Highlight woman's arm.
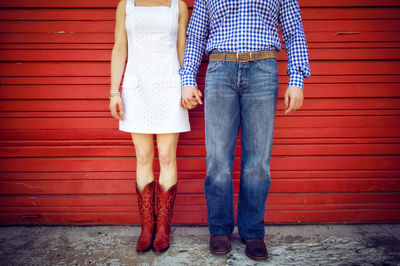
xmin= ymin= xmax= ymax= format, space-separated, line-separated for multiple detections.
xmin=111 ymin=0 xmax=127 ymax=93
xmin=177 ymin=0 xmax=189 ymax=67
xmin=109 ymin=0 xmax=127 ymax=120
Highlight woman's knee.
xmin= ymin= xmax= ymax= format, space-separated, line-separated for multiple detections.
xmin=136 ymin=149 xmax=154 ymax=166
xmin=158 ymin=149 xmax=176 ymax=168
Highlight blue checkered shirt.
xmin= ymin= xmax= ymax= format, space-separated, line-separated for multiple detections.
xmin=179 ymin=0 xmax=311 ymax=88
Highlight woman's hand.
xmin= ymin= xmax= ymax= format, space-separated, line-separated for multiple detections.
xmin=181 ymin=86 xmax=202 ymax=110
xmin=109 ymin=96 xmax=124 ymax=120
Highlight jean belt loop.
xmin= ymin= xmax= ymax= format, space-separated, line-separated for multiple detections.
xmin=254 ymin=51 xmax=258 ymax=62
xmin=222 ymin=53 xmax=226 ymax=63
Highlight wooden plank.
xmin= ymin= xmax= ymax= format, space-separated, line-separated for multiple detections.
xmin=2 ymin=83 xmax=400 ymax=99
xmin=1 ymin=115 xmax=400 ymax=130
xmin=2 ymin=61 xmax=400 ymax=77
xmin=1 ymin=169 xmax=400 ymax=181
xmin=1 ymin=32 xmax=400 ymax=44
xmin=4 ymin=7 xmax=400 ymax=21
xmin=1 ymin=127 xmax=400 ymax=141
xmin=0 ymin=208 xmax=399 ymax=225
xmin=2 ymin=202 xmax=400 ymax=214
xmin=1 ymin=8 xmax=400 ymax=21
xmin=0 ymin=178 xmax=399 ymax=195
xmin=299 ymin=0 xmax=400 ymax=7
xmin=1 ymin=98 xmax=400 ymax=112
xmin=0 ymin=9 xmax=116 ymax=21
xmin=3 ymin=109 xmax=400 ymax=118
xmin=1 ymin=143 xmax=400 ymax=157
xmin=2 ymin=137 xmax=400 ymax=147
xmin=0 ymin=0 xmax=399 ymax=8
xmin=0 ymin=157 xmax=399 ymax=173
xmin=1 ymin=75 xmax=400 ymax=85
xmin=0 ymin=20 xmax=399 ymax=33
xmin=2 ymin=48 xmax=399 ymax=61
xmin=301 ymin=7 xmax=400 ymax=19
xmin=2 ymin=83 xmax=400 ymax=100
xmin=1 ymin=193 xmax=399 ymax=207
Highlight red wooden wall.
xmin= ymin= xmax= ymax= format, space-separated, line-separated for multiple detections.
xmin=0 ymin=0 xmax=399 ymax=225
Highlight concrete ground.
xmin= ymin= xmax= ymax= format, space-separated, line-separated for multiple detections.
xmin=0 ymin=224 xmax=399 ymax=265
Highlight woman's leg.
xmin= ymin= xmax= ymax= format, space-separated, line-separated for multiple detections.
xmin=132 ymin=133 xmax=155 ymax=253
xmin=132 ymin=133 xmax=155 ymax=191
xmin=156 ymin=133 xmax=179 ymax=191
xmin=153 ymin=133 xmax=179 ymax=252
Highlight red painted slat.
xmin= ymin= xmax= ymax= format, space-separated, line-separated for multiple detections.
xmin=1 ymin=0 xmax=399 ymax=8
xmin=1 ymin=169 xmax=400 ymax=181
xmin=0 ymin=178 xmax=399 ymax=195
xmin=1 ymin=143 xmax=400 ymax=157
xmin=2 ymin=32 xmax=400 ymax=44
xmin=2 ymin=8 xmax=400 ymax=21
xmin=2 ymin=202 xmax=400 ymax=215
xmin=2 ymin=48 xmax=400 ymax=61
xmin=1 ymin=116 xmax=400 ymax=130
xmin=0 ymin=209 xmax=399 ymax=226
xmin=1 ymin=193 xmax=399 ymax=208
xmin=1 ymin=127 xmax=400 ymax=141
xmin=2 ymin=83 xmax=400 ymax=99
xmin=1 ymin=98 xmax=400 ymax=112
xmin=1 ymin=20 xmax=399 ymax=33
xmin=1 ymin=75 xmax=400 ymax=85
xmin=1 ymin=157 xmax=400 ymax=173
xmin=1 ymin=61 xmax=400 ymax=77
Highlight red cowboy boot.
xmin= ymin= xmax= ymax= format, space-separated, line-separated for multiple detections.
xmin=135 ymin=181 xmax=155 ymax=252
xmin=153 ymin=182 xmax=177 ymax=252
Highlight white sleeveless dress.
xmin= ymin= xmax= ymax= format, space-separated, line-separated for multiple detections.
xmin=119 ymin=0 xmax=190 ymax=133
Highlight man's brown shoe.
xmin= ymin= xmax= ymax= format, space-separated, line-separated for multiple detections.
xmin=242 ymin=238 xmax=268 ymax=260
xmin=210 ymin=235 xmax=232 ymax=255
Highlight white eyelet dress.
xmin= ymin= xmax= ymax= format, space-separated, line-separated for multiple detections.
xmin=119 ymin=0 xmax=190 ymax=134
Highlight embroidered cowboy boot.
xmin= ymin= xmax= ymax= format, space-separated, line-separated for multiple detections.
xmin=153 ymin=182 xmax=177 ymax=252
xmin=135 ymin=181 xmax=155 ymax=252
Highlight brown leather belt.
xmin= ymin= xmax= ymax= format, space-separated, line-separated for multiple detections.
xmin=209 ymin=50 xmax=276 ymax=62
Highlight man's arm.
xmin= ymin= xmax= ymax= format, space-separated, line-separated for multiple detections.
xmin=278 ymin=0 xmax=311 ymax=114
xmin=179 ymin=0 xmax=209 ymax=109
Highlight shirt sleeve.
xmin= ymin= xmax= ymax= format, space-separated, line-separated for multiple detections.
xmin=278 ymin=0 xmax=311 ymax=88
xmin=179 ymin=0 xmax=209 ymax=88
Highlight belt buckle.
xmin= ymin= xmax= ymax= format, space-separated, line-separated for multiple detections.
xmin=237 ymin=52 xmax=248 ymax=62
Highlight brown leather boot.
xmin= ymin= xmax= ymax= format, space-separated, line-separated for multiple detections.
xmin=153 ymin=182 xmax=177 ymax=252
xmin=135 ymin=181 xmax=155 ymax=253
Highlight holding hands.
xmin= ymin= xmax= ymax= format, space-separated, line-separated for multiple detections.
xmin=181 ymin=86 xmax=203 ymax=110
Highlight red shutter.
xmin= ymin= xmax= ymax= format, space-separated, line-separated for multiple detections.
xmin=0 ymin=0 xmax=399 ymax=225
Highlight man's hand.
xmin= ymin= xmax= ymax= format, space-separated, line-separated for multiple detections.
xmin=284 ymin=86 xmax=303 ymax=115
xmin=181 ymin=86 xmax=203 ymax=110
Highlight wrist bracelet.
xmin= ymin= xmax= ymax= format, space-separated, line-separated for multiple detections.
xmin=109 ymin=92 xmax=120 ymax=99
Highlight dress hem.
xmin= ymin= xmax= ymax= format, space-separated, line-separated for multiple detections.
xmin=119 ymin=127 xmax=191 ymax=134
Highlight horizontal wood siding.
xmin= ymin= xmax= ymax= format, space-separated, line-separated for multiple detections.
xmin=0 ymin=0 xmax=399 ymax=225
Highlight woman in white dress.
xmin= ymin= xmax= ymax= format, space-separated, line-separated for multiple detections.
xmin=109 ymin=0 xmax=199 ymax=253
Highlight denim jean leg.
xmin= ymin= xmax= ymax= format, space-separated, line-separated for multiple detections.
xmin=237 ymin=58 xmax=279 ymax=239
xmin=204 ymin=61 xmax=239 ymax=236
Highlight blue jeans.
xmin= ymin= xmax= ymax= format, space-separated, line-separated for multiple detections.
xmin=204 ymin=57 xmax=279 ymax=239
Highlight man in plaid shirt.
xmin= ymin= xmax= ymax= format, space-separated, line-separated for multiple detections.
xmin=180 ymin=0 xmax=310 ymax=260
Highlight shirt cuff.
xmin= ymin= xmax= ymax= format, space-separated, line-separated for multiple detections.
xmin=288 ymin=72 xmax=304 ymax=89
xmin=181 ymin=74 xmax=197 ymax=88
